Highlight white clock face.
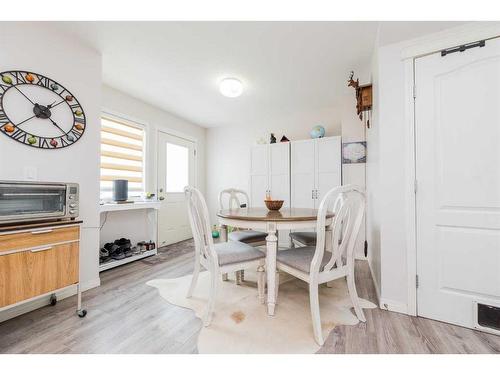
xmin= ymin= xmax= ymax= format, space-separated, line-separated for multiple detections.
xmin=0 ymin=70 xmax=86 ymax=149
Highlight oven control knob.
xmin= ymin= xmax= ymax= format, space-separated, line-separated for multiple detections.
xmin=69 ymin=195 xmax=75 ymax=199
xmin=69 ymin=210 xmax=76 ymax=214
xmin=69 ymin=203 xmax=76 ymax=208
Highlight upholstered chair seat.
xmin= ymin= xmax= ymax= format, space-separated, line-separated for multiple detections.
xmin=277 ymin=246 xmax=332 ymax=273
xmin=289 ymin=232 xmax=317 ymax=246
xmin=229 ymin=230 xmax=267 ymax=244
xmin=214 ymin=241 xmax=265 ymax=266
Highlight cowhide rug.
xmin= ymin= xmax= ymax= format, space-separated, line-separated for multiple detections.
xmin=147 ymin=270 xmax=376 ymax=354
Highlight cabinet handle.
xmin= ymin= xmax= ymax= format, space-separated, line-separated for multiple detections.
xmin=31 ymin=229 xmax=53 ymax=235
xmin=30 ymin=246 xmax=53 ymax=253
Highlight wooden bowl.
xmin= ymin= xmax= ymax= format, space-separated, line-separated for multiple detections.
xmin=264 ymin=199 xmax=284 ymax=211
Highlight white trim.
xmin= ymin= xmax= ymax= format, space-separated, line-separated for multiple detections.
xmin=367 ymin=259 xmax=381 ymax=305
xmin=379 ymin=298 xmax=408 ymax=315
xmin=0 ymin=277 xmax=100 ymax=323
xmin=403 ymin=23 xmax=500 ymax=319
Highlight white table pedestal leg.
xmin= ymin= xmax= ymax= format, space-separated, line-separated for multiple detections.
xmin=220 ymin=225 xmax=229 ymax=281
xmin=266 ymin=222 xmax=278 ymax=316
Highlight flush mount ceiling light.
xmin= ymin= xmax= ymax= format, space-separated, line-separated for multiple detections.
xmin=219 ymin=77 xmax=243 ymax=98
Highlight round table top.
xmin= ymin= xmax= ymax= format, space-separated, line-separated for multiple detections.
xmin=217 ymin=207 xmax=334 ymax=222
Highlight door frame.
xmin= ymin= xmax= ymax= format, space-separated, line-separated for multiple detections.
xmin=156 ymin=128 xmax=198 ymax=194
xmin=402 ymin=24 xmax=500 ymax=317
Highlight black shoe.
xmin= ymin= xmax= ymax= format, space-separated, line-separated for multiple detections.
xmin=114 ymin=238 xmax=131 ymax=249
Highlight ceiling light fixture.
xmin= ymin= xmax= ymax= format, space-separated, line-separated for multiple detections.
xmin=219 ymin=77 xmax=243 ymax=98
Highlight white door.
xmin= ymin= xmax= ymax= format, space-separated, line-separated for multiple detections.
xmin=157 ymin=132 xmax=196 ymax=246
xmin=269 ymin=143 xmax=290 ymax=207
xmin=250 ymin=145 xmax=269 ymax=207
xmin=315 ymin=136 xmax=342 ymax=204
xmin=291 ymin=139 xmax=316 ymax=209
xmin=415 ymin=38 xmax=500 ymax=330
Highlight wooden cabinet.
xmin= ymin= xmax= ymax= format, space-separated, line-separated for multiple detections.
xmin=0 ymin=222 xmax=82 ymax=311
xmin=291 ymin=136 xmax=342 ymax=208
xmin=250 ymin=143 xmax=290 ymax=208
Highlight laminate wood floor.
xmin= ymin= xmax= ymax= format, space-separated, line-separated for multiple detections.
xmin=1 ymin=239 xmax=499 ymax=354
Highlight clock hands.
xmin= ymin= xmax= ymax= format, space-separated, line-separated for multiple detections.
xmin=12 ymin=85 xmax=36 ymax=106
xmin=48 ymin=118 xmax=67 ymax=135
xmin=15 ymin=114 xmax=36 ymax=128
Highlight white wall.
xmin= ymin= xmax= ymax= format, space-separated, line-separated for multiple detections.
xmin=340 ymin=94 xmax=367 ymax=258
xmin=206 ymin=108 xmax=342 ymax=224
xmin=100 ymin=85 xmax=207 ymax=248
xmin=0 ymin=22 xmax=102 ymax=320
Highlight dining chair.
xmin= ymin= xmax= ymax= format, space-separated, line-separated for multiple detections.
xmin=219 ymin=188 xmax=267 ymax=283
xmin=288 ymin=194 xmax=345 ymax=248
xmin=275 ymin=185 xmax=366 ymax=345
xmin=185 ymin=186 xmax=266 ymax=326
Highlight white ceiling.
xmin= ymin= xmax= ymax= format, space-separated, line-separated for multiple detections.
xmin=54 ymin=21 xmax=465 ymax=129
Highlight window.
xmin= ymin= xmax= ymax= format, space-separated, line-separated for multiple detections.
xmin=100 ymin=115 xmax=145 ymax=200
xmin=166 ymin=142 xmax=189 ymax=192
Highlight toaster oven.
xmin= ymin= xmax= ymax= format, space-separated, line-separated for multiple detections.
xmin=0 ymin=181 xmax=79 ymax=224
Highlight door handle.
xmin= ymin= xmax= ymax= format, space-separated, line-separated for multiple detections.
xmin=159 ymin=196 xmax=165 ymax=201
xmin=31 ymin=229 xmax=53 ymax=235
xmin=30 ymin=246 xmax=53 ymax=253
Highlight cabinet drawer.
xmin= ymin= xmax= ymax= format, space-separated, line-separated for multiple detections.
xmin=0 ymin=242 xmax=79 ymax=308
xmin=0 ymin=225 xmax=79 ymax=253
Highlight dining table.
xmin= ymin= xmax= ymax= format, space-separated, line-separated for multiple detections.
xmin=217 ymin=207 xmax=334 ymax=316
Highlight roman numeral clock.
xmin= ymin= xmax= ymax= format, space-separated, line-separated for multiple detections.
xmin=0 ymin=70 xmax=86 ymax=149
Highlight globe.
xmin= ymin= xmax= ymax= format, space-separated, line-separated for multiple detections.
xmin=310 ymin=125 xmax=325 ymax=139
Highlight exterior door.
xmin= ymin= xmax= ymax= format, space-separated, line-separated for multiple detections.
xmin=415 ymin=37 xmax=500 ymax=330
xmin=157 ymin=132 xmax=195 ymax=246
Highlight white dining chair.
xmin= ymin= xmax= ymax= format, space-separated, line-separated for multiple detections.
xmin=275 ymin=185 xmax=366 ymax=345
xmin=289 ymin=193 xmax=345 ymax=248
xmin=219 ymin=188 xmax=267 ymax=283
xmin=185 ymin=186 xmax=266 ymax=326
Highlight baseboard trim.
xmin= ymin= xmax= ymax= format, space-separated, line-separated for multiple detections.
xmin=367 ymin=260 xmax=381 ymax=306
xmin=379 ymin=298 xmax=408 ymax=315
xmin=0 ymin=277 xmax=100 ymax=323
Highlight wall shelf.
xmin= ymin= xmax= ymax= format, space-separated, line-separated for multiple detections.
xmin=99 ymin=249 xmax=157 ymax=272
xmin=99 ymin=201 xmax=161 ymax=213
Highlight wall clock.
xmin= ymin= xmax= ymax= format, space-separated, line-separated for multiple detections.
xmin=0 ymin=70 xmax=86 ymax=149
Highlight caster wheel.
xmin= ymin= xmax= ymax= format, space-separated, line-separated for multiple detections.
xmin=77 ymin=309 xmax=87 ymax=318
xmin=50 ymin=294 xmax=57 ymax=306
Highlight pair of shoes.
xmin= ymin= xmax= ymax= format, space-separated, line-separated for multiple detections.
xmin=104 ymin=242 xmax=125 ymax=260
xmin=99 ymin=248 xmax=111 ymax=264
xmin=114 ymin=238 xmax=133 ymax=258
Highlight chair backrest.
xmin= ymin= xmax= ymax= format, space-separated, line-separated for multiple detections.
xmin=311 ymin=185 xmax=365 ymax=276
xmin=218 ymin=188 xmax=250 ymax=210
xmin=185 ymin=186 xmax=218 ymax=269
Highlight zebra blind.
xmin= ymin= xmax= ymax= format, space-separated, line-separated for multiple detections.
xmin=100 ymin=115 xmax=145 ymax=199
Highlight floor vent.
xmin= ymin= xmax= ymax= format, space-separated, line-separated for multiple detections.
xmin=474 ymin=300 xmax=500 ymax=335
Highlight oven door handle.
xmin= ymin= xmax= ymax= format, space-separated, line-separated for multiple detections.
xmin=1 ymin=193 xmax=62 ymax=196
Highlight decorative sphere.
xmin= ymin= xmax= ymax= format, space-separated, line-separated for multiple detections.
xmin=310 ymin=125 xmax=325 ymax=139
xmin=212 ymin=230 xmax=220 ymax=239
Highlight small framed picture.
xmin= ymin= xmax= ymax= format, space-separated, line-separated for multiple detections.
xmin=342 ymin=141 xmax=367 ymax=164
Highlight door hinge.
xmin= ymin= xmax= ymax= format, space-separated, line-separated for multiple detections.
xmin=416 ymin=274 xmax=419 ymax=288
xmin=413 ymin=84 xmax=416 ymax=99
xmin=414 ymin=180 xmax=418 ymax=194
xmin=194 ymin=149 xmax=197 ymax=156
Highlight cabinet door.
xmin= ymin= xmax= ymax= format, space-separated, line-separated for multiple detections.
xmin=291 ymin=139 xmax=315 ymax=209
xmin=316 ymin=136 xmax=342 ymax=204
xmin=269 ymin=143 xmax=290 ymax=207
xmin=0 ymin=242 xmax=79 ymax=308
xmin=250 ymin=145 xmax=269 ymax=207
